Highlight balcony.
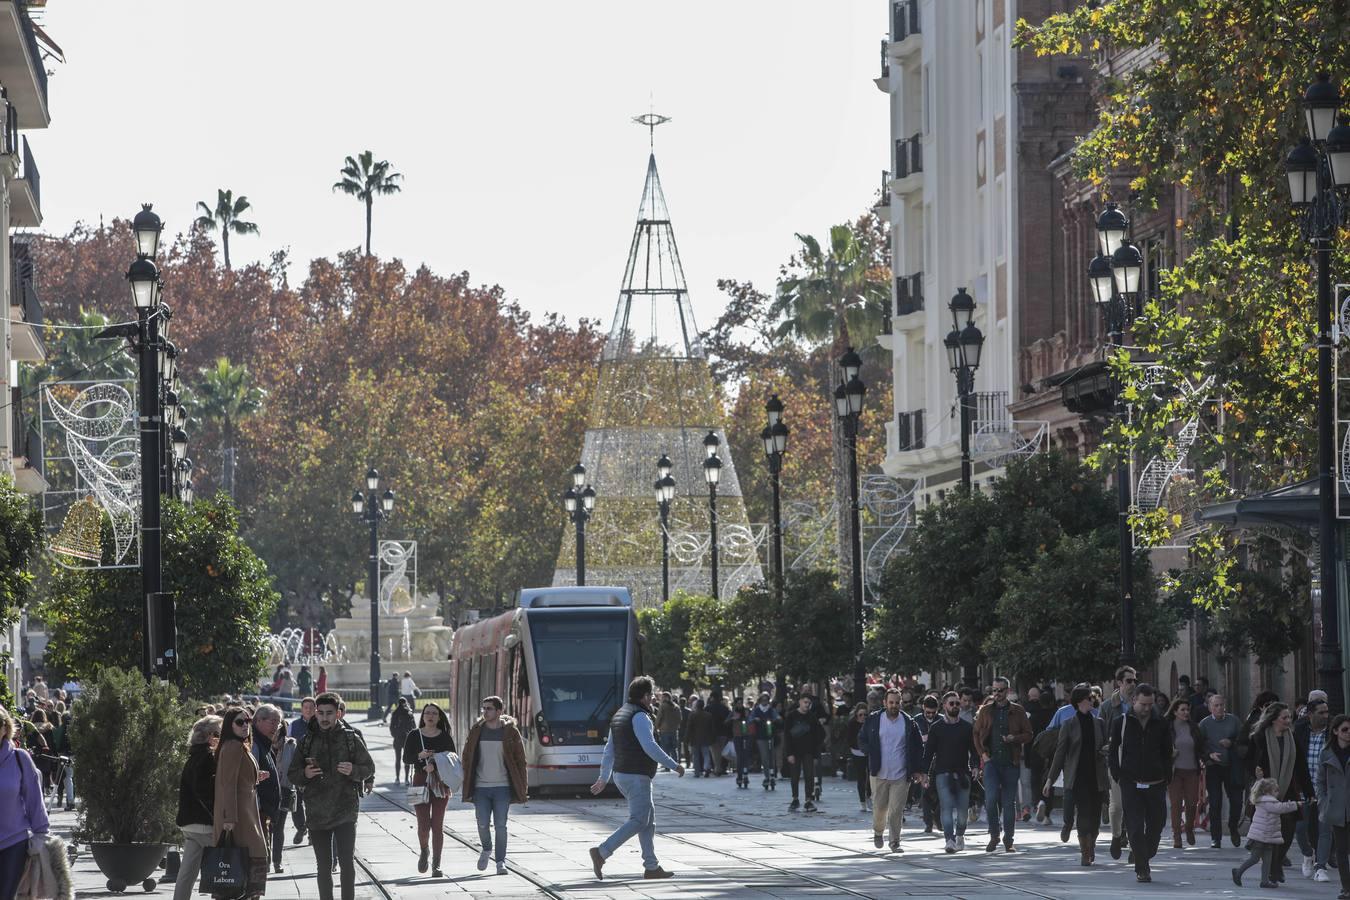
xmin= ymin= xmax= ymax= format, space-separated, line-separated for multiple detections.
xmin=10 ymin=236 xmax=43 ymax=362
xmin=875 ymin=39 xmax=890 ymax=91
xmin=10 ymin=388 xmax=44 ymax=495
xmin=970 ymin=390 xmax=1049 ymax=465
xmin=0 ymin=2 xmax=49 ymax=128
xmin=897 ymin=409 xmax=926 ymax=452
xmin=894 ymin=272 xmax=924 ymax=326
xmin=874 ymin=169 xmax=891 ymax=217
xmin=9 ymin=135 xmax=39 ymax=227
xmin=889 ymin=0 xmax=921 ymax=59
xmin=891 ymin=134 xmax=923 ymax=195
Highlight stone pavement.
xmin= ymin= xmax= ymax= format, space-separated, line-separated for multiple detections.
xmin=60 ymin=722 xmax=1345 ymax=899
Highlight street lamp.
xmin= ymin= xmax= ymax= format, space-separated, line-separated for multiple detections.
xmin=353 ymin=467 xmax=394 ymax=720
xmin=1087 ymin=203 xmax=1145 ymax=668
xmin=1285 ymin=71 xmax=1350 ymax=712
xmin=702 ymin=432 xmax=722 ymax=600
xmin=834 ymin=348 xmax=866 ymax=704
xmin=945 ymin=288 xmax=985 ymax=491
xmin=761 ymin=395 xmax=788 ymax=607
xmin=654 ymin=454 xmax=675 ymax=603
xmin=564 ymin=463 xmax=595 ymax=585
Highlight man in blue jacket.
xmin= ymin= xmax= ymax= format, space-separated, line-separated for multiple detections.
xmin=859 ymin=688 xmax=926 ymax=852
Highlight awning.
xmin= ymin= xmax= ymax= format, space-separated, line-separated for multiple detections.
xmin=1195 ymin=478 xmax=1348 ymax=530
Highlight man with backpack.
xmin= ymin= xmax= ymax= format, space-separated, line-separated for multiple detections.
xmin=288 ymin=692 xmax=375 ymax=900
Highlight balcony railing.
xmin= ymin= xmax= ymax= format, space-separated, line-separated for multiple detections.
xmin=10 ymin=388 xmax=39 ymax=473
xmin=897 ymin=409 xmax=926 ymax=451
xmin=896 ymin=272 xmax=923 ymax=316
xmin=1 ymin=99 xmax=15 ymax=156
xmin=11 ymin=236 xmax=41 ymax=327
xmin=972 ymin=391 xmax=1011 ymax=433
xmin=876 ymin=169 xmax=891 ymax=209
xmin=18 ymin=135 xmax=38 ymax=213
xmin=879 ymin=39 xmax=890 ymax=78
xmin=892 ymin=0 xmax=920 ymax=42
xmin=17 ymin=2 xmax=47 ymax=112
xmin=895 ymin=133 xmax=922 ymax=179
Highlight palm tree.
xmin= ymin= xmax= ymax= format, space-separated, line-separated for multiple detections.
xmin=332 ymin=150 xmax=403 ymax=256
xmin=194 ymin=189 xmax=259 ymax=270
xmin=193 ymin=357 xmax=266 ymax=498
xmin=773 ymin=223 xmax=889 ymax=585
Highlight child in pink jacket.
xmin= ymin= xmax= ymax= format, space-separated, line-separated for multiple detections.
xmin=1232 ymin=777 xmax=1303 ymax=888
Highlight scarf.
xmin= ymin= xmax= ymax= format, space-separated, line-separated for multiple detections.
xmin=1264 ymin=727 xmax=1297 ymax=799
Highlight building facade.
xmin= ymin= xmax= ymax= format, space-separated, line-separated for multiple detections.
xmin=0 ymin=0 xmax=51 ymax=697
xmin=876 ymin=0 xmax=1091 ymax=501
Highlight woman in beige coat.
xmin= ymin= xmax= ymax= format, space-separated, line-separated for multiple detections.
xmin=213 ymin=707 xmax=268 ymax=898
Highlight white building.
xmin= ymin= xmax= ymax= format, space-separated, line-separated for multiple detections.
xmin=874 ymin=0 xmax=1090 ymax=499
xmin=0 ymin=0 xmax=52 ymax=697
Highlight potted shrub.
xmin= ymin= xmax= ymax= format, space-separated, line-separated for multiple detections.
xmin=69 ymin=667 xmax=190 ymax=893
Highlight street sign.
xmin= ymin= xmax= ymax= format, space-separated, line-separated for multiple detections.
xmin=704 ymin=665 xmax=725 ymax=675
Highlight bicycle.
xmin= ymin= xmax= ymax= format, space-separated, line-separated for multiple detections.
xmin=36 ymin=753 xmax=74 ymax=813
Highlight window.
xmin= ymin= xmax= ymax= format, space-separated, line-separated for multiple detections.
xmin=527 ymin=610 xmax=628 ymax=740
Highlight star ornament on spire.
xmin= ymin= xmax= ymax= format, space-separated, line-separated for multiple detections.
xmin=632 ymin=112 xmax=672 ymax=149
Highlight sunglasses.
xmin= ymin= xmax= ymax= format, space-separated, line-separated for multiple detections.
xmin=1123 ymin=678 xmax=1137 ymax=684
xmin=235 ymin=719 xmax=252 ymax=726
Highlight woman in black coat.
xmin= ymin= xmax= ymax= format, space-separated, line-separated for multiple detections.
xmin=1248 ymin=702 xmax=1307 ymax=881
xmin=783 ymin=694 xmax=826 ymax=812
xmin=388 ymin=699 xmax=416 ymax=783
xmin=173 ymin=715 xmax=221 ymax=900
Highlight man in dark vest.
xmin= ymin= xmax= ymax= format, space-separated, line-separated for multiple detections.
xmin=588 ymin=675 xmax=684 ymax=880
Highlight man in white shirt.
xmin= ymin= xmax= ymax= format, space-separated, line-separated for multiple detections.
xmin=859 ymin=689 xmax=926 ymax=852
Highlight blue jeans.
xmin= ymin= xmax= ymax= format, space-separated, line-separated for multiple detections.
xmin=599 ymin=772 xmax=658 ymax=870
xmin=0 ymin=838 xmax=28 ymax=900
xmin=657 ymin=733 xmax=678 ymax=766
xmin=935 ymin=773 xmax=971 ymax=841
xmin=1295 ymin=797 xmax=1334 ymax=869
xmin=474 ymin=786 xmax=511 ymax=864
xmin=693 ymin=744 xmax=714 ymax=775
xmin=983 ymin=761 xmax=1019 ymax=841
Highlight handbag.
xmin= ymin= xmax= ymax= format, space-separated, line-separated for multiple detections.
xmin=407 ymin=731 xmax=432 ymax=805
xmin=199 ymin=832 xmax=248 ymax=897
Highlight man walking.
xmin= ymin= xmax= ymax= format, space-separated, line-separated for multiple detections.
xmin=859 ymin=688 xmax=925 ymax=852
xmin=972 ymin=676 xmax=1032 ymax=852
xmin=655 ymin=691 xmax=681 ymax=771
xmin=589 ymin=676 xmax=684 ymax=881
xmin=1198 ymin=693 xmax=1243 ymax=848
xmin=923 ymin=691 xmax=977 ymax=852
xmin=1100 ymin=665 xmax=1137 ymax=859
xmin=289 ymin=697 xmax=315 ymax=845
xmin=1108 ymin=682 xmax=1172 ymax=883
xmin=1294 ymin=696 xmax=1332 ymax=880
xmin=912 ymin=695 xmax=941 ymax=834
xmin=288 ymin=692 xmax=376 ymax=900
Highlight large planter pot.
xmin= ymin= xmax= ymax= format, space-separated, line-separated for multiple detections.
xmin=90 ymin=842 xmax=167 ymax=893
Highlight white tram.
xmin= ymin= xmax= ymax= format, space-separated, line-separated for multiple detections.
xmin=449 ymin=586 xmax=642 ymax=793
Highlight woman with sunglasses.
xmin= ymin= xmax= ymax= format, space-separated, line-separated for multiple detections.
xmin=402 ymin=702 xmax=455 ymax=877
xmin=173 ymin=715 xmax=222 ymax=900
xmin=1317 ymin=714 xmax=1350 ymax=900
xmin=214 ymin=707 xmax=269 ymax=899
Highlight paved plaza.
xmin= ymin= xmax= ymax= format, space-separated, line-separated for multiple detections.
xmin=61 ymin=728 xmax=1337 ymax=899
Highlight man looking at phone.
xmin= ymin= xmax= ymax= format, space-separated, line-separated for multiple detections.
xmin=289 ymin=692 xmax=375 ymax=900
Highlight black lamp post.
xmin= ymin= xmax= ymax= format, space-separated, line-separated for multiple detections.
xmin=703 ymin=431 xmax=722 ymax=600
xmin=352 ymin=468 xmax=394 ymax=721
xmin=834 ymin=348 xmax=866 ymax=703
xmin=654 ymin=454 xmax=675 ymax=603
xmin=1086 ymin=201 xmax=1144 ymax=668
xmin=944 ymin=288 xmax=985 ymax=492
xmin=1286 ymin=72 xmax=1350 ymax=712
xmin=564 ymin=463 xmax=595 ymax=586
xmin=761 ymin=396 xmax=788 ymax=605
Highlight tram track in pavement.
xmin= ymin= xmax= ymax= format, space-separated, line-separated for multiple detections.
xmin=531 ymin=795 xmax=1062 ymax=900
xmin=351 ymin=852 xmax=397 ymax=900
xmin=364 ymin=789 xmax=566 ymax=899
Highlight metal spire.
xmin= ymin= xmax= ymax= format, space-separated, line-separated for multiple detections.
xmin=632 ymin=111 xmax=672 ymax=150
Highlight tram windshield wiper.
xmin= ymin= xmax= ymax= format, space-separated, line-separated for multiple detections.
xmin=584 ymin=664 xmax=619 ymax=728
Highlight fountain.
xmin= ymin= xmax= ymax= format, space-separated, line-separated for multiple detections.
xmin=323 ymin=591 xmax=453 ymax=690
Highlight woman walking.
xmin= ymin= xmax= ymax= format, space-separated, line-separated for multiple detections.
xmin=783 ymin=693 xmax=826 ymax=813
xmin=1317 ymin=714 xmax=1350 ymax=900
xmin=174 ymin=715 xmax=221 ymax=900
xmin=316 ymin=666 xmax=328 ymax=695
xmin=1167 ymin=698 xmax=1205 ymax=847
xmin=402 ymin=702 xmax=455 ymax=877
xmin=1248 ymin=701 xmax=1307 ymax=881
xmin=460 ymin=696 xmax=528 ymax=876
xmin=214 ymin=707 xmax=269 ymax=899
xmin=0 ymin=705 xmax=49 ymax=900
xmin=388 ymin=699 xmax=415 ymax=784
xmin=846 ymin=703 xmax=872 ymax=812
xmin=1043 ymin=685 xmax=1108 ymax=866
xmin=267 ymin=717 xmax=297 ymax=875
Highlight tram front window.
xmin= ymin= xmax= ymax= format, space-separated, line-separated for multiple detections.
xmin=528 ymin=611 xmax=627 ymax=744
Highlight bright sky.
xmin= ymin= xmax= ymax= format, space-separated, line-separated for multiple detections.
xmin=31 ymin=2 xmax=885 ymax=331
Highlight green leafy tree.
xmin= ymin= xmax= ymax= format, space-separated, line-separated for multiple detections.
xmin=194 ymin=188 xmax=259 ymax=270
xmin=635 ymin=592 xmax=721 ymax=692
xmin=69 ymin=667 xmax=189 ymax=844
xmin=0 ymin=476 xmax=43 ymax=708
xmin=776 ymin=569 xmax=852 ymax=686
xmin=332 ymin=150 xmax=403 ymax=256
xmin=1017 ymin=2 xmax=1350 ymax=644
xmin=40 ymin=494 xmax=278 ymax=698
xmin=191 ymin=357 xmax=265 ymax=498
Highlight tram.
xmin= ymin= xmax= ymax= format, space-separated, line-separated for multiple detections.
xmin=449 ymin=586 xmax=642 ymax=793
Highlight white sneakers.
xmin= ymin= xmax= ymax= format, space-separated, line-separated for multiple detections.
xmin=1303 ymin=855 xmax=1316 ymax=878
xmin=1315 ymin=868 xmax=1331 ymax=882
xmin=1035 ymin=801 xmax=1048 ymax=824
xmin=860 ymin=801 xmax=869 ymax=813
xmin=944 ymin=838 xmax=956 ymax=854
xmin=496 ymin=863 xmax=507 ymax=876
xmin=956 ymin=835 xmax=966 ymax=851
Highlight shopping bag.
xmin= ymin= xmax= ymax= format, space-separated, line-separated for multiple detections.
xmin=721 ymin=741 xmax=738 ymax=764
xmin=200 ymin=833 xmax=248 ymax=897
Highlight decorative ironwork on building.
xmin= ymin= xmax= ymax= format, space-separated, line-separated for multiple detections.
xmin=553 ymin=143 xmax=760 ymax=604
